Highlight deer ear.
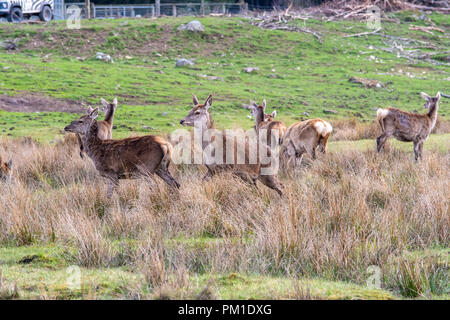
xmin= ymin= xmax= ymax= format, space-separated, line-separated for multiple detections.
xmin=436 ymin=92 xmax=441 ymax=100
xmin=112 ymin=98 xmax=118 ymax=108
xmin=204 ymin=94 xmax=213 ymax=107
xmin=271 ymin=110 xmax=277 ymax=118
xmin=100 ymin=98 xmax=109 ymax=109
xmin=89 ymin=108 xmax=99 ymax=119
xmin=421 ymin=92 xmax=431 ymax=100
xmin=251 ymin=101 xmax=258 ymax=108
xmin=86 ymin=105 xmax=94 ymax=114
xmin=6 ymin=159 xmax=12 ymax=169
xmin=192 ymin=94 xmax=199 ymax=105
xmin=262 ymin=99 xmax=266 ymax=111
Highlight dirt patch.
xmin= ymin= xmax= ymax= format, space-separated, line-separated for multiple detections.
xmin=0 ymin=93 xmax=84 ymax=113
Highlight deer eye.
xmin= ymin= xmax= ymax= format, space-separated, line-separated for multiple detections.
xmin=195 ymin=111 xmax=201 ymax=115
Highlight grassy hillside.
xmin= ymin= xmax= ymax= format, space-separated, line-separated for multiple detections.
xmin=0 ymin=13 xmax=449 ymax=300
xmin=0 ymin=12 xmax=449 ymax=141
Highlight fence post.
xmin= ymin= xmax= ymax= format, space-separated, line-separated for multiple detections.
xmin=172 ymin=4 xmax=176 ymax=17
xmin=85 ymin=0 xmax=90 ymax=19
xmin=222 ymin=3 xmax=225 ymax=14
xmin=91 ymin=2 xmax=95 ymax=18
xmin=155 ymin=0 xmax=160 ymax=16
xmin=201 ymin=0 xmax=205 ymax=16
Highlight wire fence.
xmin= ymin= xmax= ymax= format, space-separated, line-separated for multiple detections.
xmin=60 ymin=2 xmax=246 ymax=19
xmin=63 ymin=3 xmax=155 ymax=19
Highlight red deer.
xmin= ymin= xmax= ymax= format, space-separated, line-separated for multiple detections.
xmin=245 ymin=99 xmax=287 ymax=147
xmin=376 ymin=92 xmax=441 ymax=160
xmin=179 ymin=94 xmax=283 ymax=196
xmin=0 ymin=155 xmax=12 ymax=182
xmin=280 ymin=118 xmax=332 ymax=167
xmin=65 ymin=108 xmax=179 ymax=198
xmin=67 ymin=98 xmax=117 ymax=158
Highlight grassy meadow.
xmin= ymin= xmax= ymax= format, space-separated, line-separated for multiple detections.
xmin=0 ymin=12 xmax=449 ymax=300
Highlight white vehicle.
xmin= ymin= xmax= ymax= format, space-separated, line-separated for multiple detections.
xmin=0 ymin=0 xmax=53 ymax=22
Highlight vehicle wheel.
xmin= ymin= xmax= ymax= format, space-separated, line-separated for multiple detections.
xmin=39 ymin=5 xmax=52 ymax=22
xmin=7 ymin=7 xmax=23 ymax=23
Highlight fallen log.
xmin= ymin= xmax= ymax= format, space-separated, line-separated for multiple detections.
xmin=409 ymin=25 xmax=445 ymax=34
xmin=343 ymin=27 xmax=381 ymax=38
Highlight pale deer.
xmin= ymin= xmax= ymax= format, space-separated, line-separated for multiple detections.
xmin=179 ymin=94 xmax=283 ymax=196
xmin=280 ymin=118 xmax=332 ymax=168
xmin=376 ymin=92 xmax=441 ymax=160
xmin=65 ymin=108 xmax=180 ymax=198
xmin=0 ymin=155 xmax=12 ymax=182
xmin=245 ymin=99 xmax=287 ymax=147
xmin=68 ymin=98 xmax=118 ymax=158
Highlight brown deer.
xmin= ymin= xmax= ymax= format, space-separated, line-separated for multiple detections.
xmin=65 ymin=108 xmax=180 ymax=198
xmin=0 ymin=155 xmax=12 ymax=182
xmin=280 ymin=118 xmax=332 ymax=167
xmin=376 ymin=92 xmax=441 ymax=160
xmin=179 ymin=94 xmax=283 ymax=196
xmin=245 ymin=99 xmax=287 ymax=147
xmin=68 ymin=98 xmax=118 ymax=158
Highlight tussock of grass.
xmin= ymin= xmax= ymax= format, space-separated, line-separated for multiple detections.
xmin=0 ymin=135 xmax=448 ymax=299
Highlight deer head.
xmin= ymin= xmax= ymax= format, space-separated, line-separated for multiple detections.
xmin=421 ymin=92 xmax=441 ymax=111
xmin=0 ymin=156 xmax=13 ymax=182
xmin=180 ymin=94 xmax=213 ymax=130
xmin=100 ymin=98 xmax=118 ymax=114
xmin=246 ymin=99 xmax=275 ymax=128
xmin=65 ymin=108 xmax=99 ymax=135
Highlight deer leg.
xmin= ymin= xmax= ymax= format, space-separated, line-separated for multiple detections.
xmin=310 ymin=147 xmax=317 ymax=160
xmin=234 ymin=172 xmax=258 ymax=188
xmin=155 ymin=168 xmax=180 ymax=189
xmin=376 ymin=134 xmax=388 ymax=152
xmin=413 ymin=140 xmax=423 ymax=161
xmin=418 ymin=141 xmax=424 ymax=160
xmin=106 ymin=177 xmax=119 ymax=199
xmin=258 ymin=174 xmax=283 ymax=197
xmin=295 ymin=153 xmax=304 ymax=166
xmin=202 ymin=167 xmax=215 ymax=181
xmin=318 ymin=134 xmax=329 ymax=154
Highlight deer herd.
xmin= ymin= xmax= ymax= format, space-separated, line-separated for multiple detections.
xmin=0 ymin=91 xmax=444 ymax=198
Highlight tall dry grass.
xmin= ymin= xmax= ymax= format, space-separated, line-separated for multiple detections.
xmin=0 ymin=134 xmax=448 ymax=298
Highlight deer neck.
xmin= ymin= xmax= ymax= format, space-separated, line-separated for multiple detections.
xmin=82 ymin=121 xmax=102 ymax=155
xmin=104 ymin=105 xmax=115 ymax=126
xmin=427 ymin=102 xmax=439 ymax=128
xmin=254 ymin=108 xmax=264 ymax=131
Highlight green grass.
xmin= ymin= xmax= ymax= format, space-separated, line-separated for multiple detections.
xmin=0 ymin=244 xmax=395 ymax=299
xmin=0 ymin=13 xmax=448 ymax=141
xmin=2 ymin=241 xmax=446 ymax=299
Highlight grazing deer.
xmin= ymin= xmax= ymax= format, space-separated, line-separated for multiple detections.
xmin=68 ymin=98 xmax=118 ymax=158
xmin=376 ymin=92 xmax=441 ymax=160
xmin=0 ymin=155 xmax=12 ymax=182
xmin=65 ymin=108 xmax=180 ymax=198
xmin=245 ymin=99 xmax=287 ymax=147
xmin=280 ymin=118 xmax=332 ymax=167
xmin=179 ymin=94 xmax=283 ymax=196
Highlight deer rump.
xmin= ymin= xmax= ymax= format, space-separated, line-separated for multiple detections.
xmin=282 ymin=119 xmax=331 ymax=158
xmin=91 ymin=135 xmax=172 ymax=179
